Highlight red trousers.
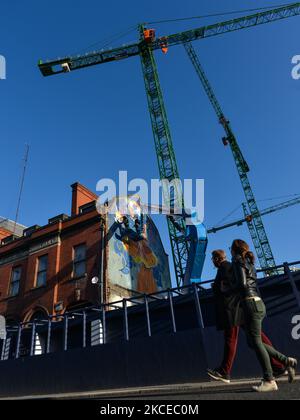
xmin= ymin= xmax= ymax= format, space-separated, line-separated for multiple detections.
xmin=220 ymin=326 xmax=284 ymax=375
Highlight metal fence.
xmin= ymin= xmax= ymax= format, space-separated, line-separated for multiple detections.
xmin=1 ymin=260 xmax=300 ymax=362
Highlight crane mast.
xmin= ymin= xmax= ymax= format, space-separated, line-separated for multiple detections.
xmin=139 ymin=25 xmax=190 ymax=286
xmin=183 ymin=41 xmax=277 ymax=274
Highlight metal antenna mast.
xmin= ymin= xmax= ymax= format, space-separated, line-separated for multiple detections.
xmin=13 ymin=144 xmax=29 ymax=235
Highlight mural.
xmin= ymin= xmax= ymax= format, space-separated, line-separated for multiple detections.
xmin=105 ymin=197 xmax=171 ymax=296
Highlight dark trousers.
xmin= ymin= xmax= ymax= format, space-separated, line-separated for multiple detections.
xmin=220 ymin=326 xmax=285 ymax=376
xmin=242 ymin=299 xmax=288 ymax=381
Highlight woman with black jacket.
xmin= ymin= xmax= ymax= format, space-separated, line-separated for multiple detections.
xmin=231 ymin=239 xmax=298 ymax=393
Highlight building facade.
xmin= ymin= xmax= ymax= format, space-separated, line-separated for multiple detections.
xmin=0 ymin=183 xmax=171 ymax=324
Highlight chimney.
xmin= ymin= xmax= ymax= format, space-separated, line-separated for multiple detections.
xmin=71 ymin=183 xmax=98 ymax=216
xmin=0 ymin=227 xmax=13 ymax=242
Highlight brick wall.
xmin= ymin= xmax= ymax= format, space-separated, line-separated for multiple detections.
xmin=0 ymin=183 xmax=103 ymax=323
xmin=0 ymin=183 xmax=171 ymax=323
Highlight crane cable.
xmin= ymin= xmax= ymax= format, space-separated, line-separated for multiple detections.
xmin=69 ymin=3 xmax=295 ymax=56
xmin=256 ymin=193 xmax=300 ymax=203
xmin=213 ymin=203 xmax=243 ymax=228
xmin=211 ymin=192 xmax=300 ymax=229
xmin=71 ymin=25 xmax=137 ymax=57
xmin=146 ymin=3 xmax=295 ymax=25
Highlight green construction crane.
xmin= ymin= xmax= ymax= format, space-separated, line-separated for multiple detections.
xmin=38 ymin=2 xmax=300 ymax=286
xmin=208 ymin=195 xmax=300 ymax=234
xmin=183 ymin=41 xmax=277 ymax=273
xmin=138 ymin=24 xmax=189 ymax=284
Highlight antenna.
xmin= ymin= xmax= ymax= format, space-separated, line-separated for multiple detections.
xmin=13 ymin=144 xmax=30 ymax=235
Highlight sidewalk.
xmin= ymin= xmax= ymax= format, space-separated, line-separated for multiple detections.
xmin=2 ymin=376 xmax=299 ymax=400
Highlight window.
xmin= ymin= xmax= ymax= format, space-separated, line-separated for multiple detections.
xmin=9 ymin=267 xmax=21 ymax=297
xmin=73 ymin=244 xmax=86 ymax=278
xmin=36 ymin=255 xmax=48 ymax=287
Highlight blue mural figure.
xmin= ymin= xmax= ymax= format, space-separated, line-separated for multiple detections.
xmin=106 ymin=196 xmax=171 ymax=295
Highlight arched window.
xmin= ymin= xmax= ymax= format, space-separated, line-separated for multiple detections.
xmin=29 ymin=310 xmax=48 ymax=321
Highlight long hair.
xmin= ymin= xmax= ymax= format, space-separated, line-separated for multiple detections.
xmin=231 ymin=239 xmax=255 ymax=265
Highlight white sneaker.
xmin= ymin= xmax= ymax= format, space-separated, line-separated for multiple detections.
xmin=287 ymin=357 xmax=298 ymax=384
xmin=252 ymin=380 xmax=278 ymax=393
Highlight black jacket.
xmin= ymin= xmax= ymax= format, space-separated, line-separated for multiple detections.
xmin=212 ymin=261 xmax=244 ymax=331
xmin=231 ymin=255 xmax=260 ymax=299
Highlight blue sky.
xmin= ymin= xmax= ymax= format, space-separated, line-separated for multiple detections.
xmin=0 ymin=0 xmax=299 ymax=284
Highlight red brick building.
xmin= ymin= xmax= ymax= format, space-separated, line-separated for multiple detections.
xmin=0 ymin=183 xmax=105 ymax=324
xmin=0 ymin=183 xmax=171 ymax=325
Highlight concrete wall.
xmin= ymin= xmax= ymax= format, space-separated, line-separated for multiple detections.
xmin=0 ymin=272 xmax=299 ymax=397
xmin=0 ymin=330 xmax=207 ymax=398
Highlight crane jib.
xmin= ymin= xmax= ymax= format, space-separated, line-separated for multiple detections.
xmin=39 ymin=3 xmax=300 ymax=77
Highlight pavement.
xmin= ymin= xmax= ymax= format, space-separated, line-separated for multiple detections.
xmin=2 ymin=376 xmax=299 ymax=400
xmin=123 ymin=379 xmax=300 ymax=401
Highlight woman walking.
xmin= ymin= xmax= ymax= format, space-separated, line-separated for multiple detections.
xmin=231 ymin=239 xmax=297 ymax=392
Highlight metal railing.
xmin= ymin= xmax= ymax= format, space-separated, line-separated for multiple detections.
xmin=0 ymin=260 xmax=299 ymax=362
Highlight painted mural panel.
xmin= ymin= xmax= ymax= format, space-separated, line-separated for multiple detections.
xmin=105 ymin=199 xmax=171 ymax=297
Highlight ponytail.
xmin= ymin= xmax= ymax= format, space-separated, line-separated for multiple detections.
xmin=245 ymin=251 xmax=255 ymax=265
